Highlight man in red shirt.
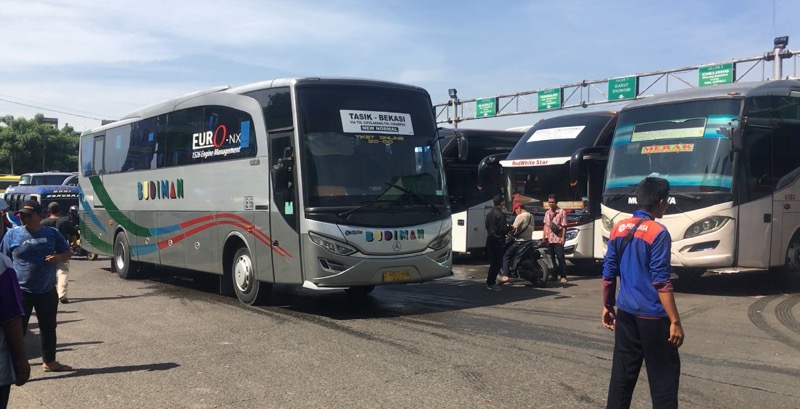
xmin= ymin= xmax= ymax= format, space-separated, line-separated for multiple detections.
xmin=542 ymin=194 xmax=567 ymax=283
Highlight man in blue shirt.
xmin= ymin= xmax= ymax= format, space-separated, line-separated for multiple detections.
xmin=601 ymin=177 xmax=683 ymax=409
xmin=1 ymin=200 xmax=73 ymax=373
xmin=0 ymin=201 xmax=30 ymax=408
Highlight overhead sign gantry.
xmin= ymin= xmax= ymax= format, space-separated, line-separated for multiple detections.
xmin=436 ymin=37 xmax=799 ymax=126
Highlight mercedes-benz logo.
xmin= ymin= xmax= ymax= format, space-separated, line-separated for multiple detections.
xmin=392 ymin=241 xmax=402 ymax=252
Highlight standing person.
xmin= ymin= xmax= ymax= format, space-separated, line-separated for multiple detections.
xmin=601 ymin=177 xmax=683 ymax=409
xmin=1 ymin=200 xmax=74 ymax=373
xmin=484 ymin=194 xmax=509 ymax=290
xmin=0 ymin=251 xmax=30 ymax=409
xmin=542 ymin=194 xmax=568 ymax=283
xmin=0 ymin=204 xmax=8 ymax=243
xmin=41 ymin=202 xmax=78 ymax=304
xmin=499 ymin=202 xmax=534 ymax=283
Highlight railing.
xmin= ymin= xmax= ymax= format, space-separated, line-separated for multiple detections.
xmin=435 ymin=48 xmax=800 ymax=126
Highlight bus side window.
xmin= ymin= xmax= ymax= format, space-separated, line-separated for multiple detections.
xmin=270 ymin=134 xmax=297 ymax=230
xmin=741 ymin=128 xmax=773 ymax=199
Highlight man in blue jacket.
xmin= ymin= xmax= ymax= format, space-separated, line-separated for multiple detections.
xmin=601 ymin=177 xmax=684 ymax=409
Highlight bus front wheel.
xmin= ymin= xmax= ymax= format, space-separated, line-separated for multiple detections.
xmin=783 ymin=234 xmax=800 ymax=274
xmin=231 ymin=246 xmax=271 ymax=305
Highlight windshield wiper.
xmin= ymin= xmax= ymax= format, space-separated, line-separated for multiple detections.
xmin=608 ymin=184 xmax=638 ymax=202
xmin=384 ymin=182 xmax=441 ymax=215
xmin=337 ymin=197 xmax=396 ymax=221
xmin=672 ymin=192 xmax=701 ymax=201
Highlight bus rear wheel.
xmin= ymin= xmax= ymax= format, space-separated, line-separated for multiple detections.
xmin=231 ymin=246 xmax=270 ymax=305
xmin=113 ymin=233 xmax=140 ymax=279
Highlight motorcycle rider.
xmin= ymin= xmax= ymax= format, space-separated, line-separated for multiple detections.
xmin=499 ymin=202 xmax=534 ymax=283
xmin=68 ymin=206 xmax=80 ymax=236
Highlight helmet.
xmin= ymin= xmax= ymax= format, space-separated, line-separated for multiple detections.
xmin=69 ymin=205 xmax=78 ymax=214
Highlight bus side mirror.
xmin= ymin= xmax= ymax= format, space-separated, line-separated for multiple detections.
xmin=477 ymin=153 xmax=508 ymax=196
xmin=271 ymin=146 xmax=294 ymax=191
xmin=729 ymin=118 xmax=744 ymax=152
xmin=569 ymin=146 xmax=609 ymax=186
xmin=456 ymin=134 xmax=468 ymax=161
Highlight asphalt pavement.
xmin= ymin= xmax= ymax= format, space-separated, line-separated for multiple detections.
xmin=6 ymin=255 xmax=800 ymax=408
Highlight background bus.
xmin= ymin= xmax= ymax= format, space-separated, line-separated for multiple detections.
xmin=3 ymin=184 xmax=80 ymax=218
xmin=601 ymin=80 xmax=800 ymax=280
xmin=438 ymin=128 xmax=524 ymax=255
xmin=492 ymin=112 xmax=617 ymax=271
xmin=78 ymin=78 xmax=459 ymax=304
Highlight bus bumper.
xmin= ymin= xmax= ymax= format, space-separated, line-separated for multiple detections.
xmin=302 ymin=247 xmax=453 ymax=288
xmin=669 ymin=220 xmax=736 ymax=268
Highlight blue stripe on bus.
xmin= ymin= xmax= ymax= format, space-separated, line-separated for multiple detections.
xmin=240 ymin=121 xmax=250 ymax=148
xmin=131 ymin=243 xmax=158 ymax=256
xmin=148 ymin=225 xmax=181 ymax=236
xmin=606 ymin=175 xmax=733 ymax=189
xmin=80 ymin=195 xmax=107 ymax=234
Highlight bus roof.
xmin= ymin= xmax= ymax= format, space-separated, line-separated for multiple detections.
xmin=623 ymin=79 xmax=800 ymax=110
xmin=104 ymin=77 xmax=427 ymax=130
xmin=505 ymin=111 xmax=617 ymax=162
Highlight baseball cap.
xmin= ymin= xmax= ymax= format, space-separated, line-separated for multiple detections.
xmin=16 ymin=200 xmax=42 ymax=216
xmin=512 ymin=202 xmax=524 ymax=212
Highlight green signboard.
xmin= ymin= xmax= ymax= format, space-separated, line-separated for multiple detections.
xmin=699 ymin=63 xmax=735 ymax=87
xmin=476 ymin=97 xmax=498 ymax=118
xmin=537 ymin=88 xmax=562 ymax=111
xmin=608 ymin=76 xmax=638 ymax=100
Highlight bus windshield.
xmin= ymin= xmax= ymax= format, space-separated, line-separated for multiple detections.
xmin=296 ymin=84 xmax=446 ymax=216
xmin=606 ymin=99 xmax=740 ymax=192
xmin=507 ymin=165 xmax=586 ymax=214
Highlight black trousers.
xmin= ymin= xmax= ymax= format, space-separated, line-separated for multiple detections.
xmin=485 ymin=236 xmax=506 ymax=286
xmin=548 ymin=243 xmax=566 ymax=278
xmin=607 ymin=309 xmax=680 ymax=409
xmin=0 ymin=384 xmax=9 ymax=409
xmin=21 ymin=288 xmax=59 ymax=363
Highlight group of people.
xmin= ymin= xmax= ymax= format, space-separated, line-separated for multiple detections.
xmin=0 ymin=199 xmax=76 ymax=408
xmin=483 ymin=193 xmax=568 ymax=290
xmin=483 ymin=177 xmax=685 ymax=408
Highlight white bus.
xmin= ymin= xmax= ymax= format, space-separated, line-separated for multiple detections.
xmin=601 ymin=80 xmax=800 ymax=280
xmin=437 ymin=128 xmax=524 ymax=256
xmin=495 ymin=111 xmax=617 ymax=271
xmin=78 ymin=78 xmax=459 ymax=304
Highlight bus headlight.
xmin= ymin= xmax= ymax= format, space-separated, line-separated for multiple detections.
xmin=428 ymin=230 xmax=451 ymax=250
xmin=565 ymin=228 xmax=579 ymax=241
xmin=308 ymin=232 xmax=357 ymax=256
xmin=684 ymin=216 xmax=730 ymax=239
xmin=602 ymin=215 xmax=614 ymax=232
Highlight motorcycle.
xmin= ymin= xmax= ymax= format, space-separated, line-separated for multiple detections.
xmin=72 ymin=227 xmax=98 ymax=261
xmin=506 ymin=239 xmax=554 ymax=288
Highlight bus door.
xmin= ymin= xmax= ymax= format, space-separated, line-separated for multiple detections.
xmin=266 ymin=131 xmax=302 ymax=283
xmin=736 ymin=128 xmax=773 ymax=268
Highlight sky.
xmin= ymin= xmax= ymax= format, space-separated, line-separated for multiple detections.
xmin=1 ymin=0 xmax=799 ymax=133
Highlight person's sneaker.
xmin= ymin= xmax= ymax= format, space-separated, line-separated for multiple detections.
xmin=486 ymin=285 xmax=501 ymax=291
xmin=559 ymin=277 xmax=568 ymax=283
xmin=60 ymin=298 xmax=69 ymax=304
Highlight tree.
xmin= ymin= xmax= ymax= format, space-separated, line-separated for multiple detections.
xmin=0 ymin=114 xmax=79 ymax=174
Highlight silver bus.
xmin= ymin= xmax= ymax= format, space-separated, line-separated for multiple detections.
xmin=78 ymin=78 xmax=458 ymax=304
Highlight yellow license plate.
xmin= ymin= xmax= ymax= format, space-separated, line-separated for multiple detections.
xmin=383 ymin=270 xmax=411 ymax=282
